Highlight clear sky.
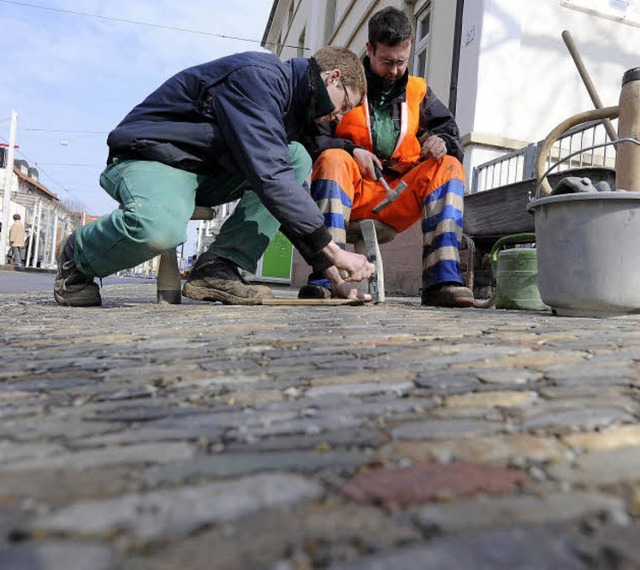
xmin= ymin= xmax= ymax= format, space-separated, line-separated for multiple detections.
xmin=0 ymin=0 xmax=274 ymax=225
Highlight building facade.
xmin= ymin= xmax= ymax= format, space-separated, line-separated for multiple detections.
xmin=262 ymin=0 xmax=639 ymax=294
xmin=0 ymin=152 xmax=78 ymax=269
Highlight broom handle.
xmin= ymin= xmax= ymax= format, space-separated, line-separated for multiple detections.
xmin=562 ymin=30 xmax=618 ymax=143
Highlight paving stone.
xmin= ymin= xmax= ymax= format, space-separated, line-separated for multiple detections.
xmin=539 ymin=386 xmax=634 ymax=401
xmin=456 ymin=350 xmax=586 ymax=370
xmin=0 ymin=440 xmax=67 ymax=466
xmin=585 ymin=523 xmax=640 ymax=568
xmin=0 ymin=378 xmax=99 ymax=392
xmin=562 ymin=424 xmax=640 ymax=452
xmin=305 ymin=381 xmax=414 ymax=398
xmin=328 ymin=524 xmax=586 ymax=570
xmin=93 ymin=385 xmax=158 ymax=402
xmin=65 ymin=425 xmax=223 ymax=449
xmin=142 ymin=449 xmax=372 ymax=485
xmin=221 ymin=389 xmax=286 ymax=407
xmin=521 ymin=406 xmax=635 ymax=431
xmin=152 ymin=408 xmax=301 ymax=430
xmin=415 ymin=491 xmax=627 ymax=532
xmin=413 ymin=371 xmax=482 ymax=393
xmin=392 ymin=419 xmax=501 ymax=440
xmin=122 ymin=503 xmax=420 ymax=570
xmin=0 ymin=465 xmax=143 ymax=505
xmin=545 ymin=363 xmax=638 ymax=386
xmin=0 ymin=442 xmax=195 ymax=472
xmin=0 ymin=541 xmax=118 ymax=570
xmin=33 ymin=473 xmax=324 ymax=540
xmin=309 ymin=369 xmax=416 ymax=387
xmin=548 ymin=447 xmax=640 ymax=484
xmin=0 ymin=416 xmax=122 ymax=442
xmin=444 ymin=390 xmax=538 ymax=409
xmin=380 ymin=433 xmax=565 ymax=465
xmin=340 ymin=463 xmax=527 ymax=506
xmin=476 ymin=368 xmax=541 ymax=385
xmin=223 ymin=414 xmax=366 ymax=441
xmin=82 ymin=407 xmax=179 ymax=423
xmin=225 ymin=427 xmax=389 ymax=453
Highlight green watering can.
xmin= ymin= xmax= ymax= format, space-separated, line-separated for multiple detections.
xmin=491 ymin=233 xmax=548 ymax=311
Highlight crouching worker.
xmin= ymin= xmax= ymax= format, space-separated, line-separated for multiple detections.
xmin=302 ymin=8 xmax=474 ymax=308
xmin=53 ymin=47 xmax=373 ymax=307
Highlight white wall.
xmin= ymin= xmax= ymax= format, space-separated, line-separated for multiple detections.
xmin=467 ymin=0 xmax=639 ymax=143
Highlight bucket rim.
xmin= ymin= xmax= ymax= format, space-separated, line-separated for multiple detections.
xmin=527 ymin=191 xmax=640 ymax=212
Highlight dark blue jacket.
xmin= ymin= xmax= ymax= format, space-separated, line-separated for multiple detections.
xmin=107 ymin=52 xmax=331 ymax=261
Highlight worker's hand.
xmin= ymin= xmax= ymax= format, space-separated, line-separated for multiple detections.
xmin=420 ymin=135 xmax=447 ymax=160
xmin=321 ymin=242 xmax=374 ymax=283
xmin=330 ymin=277 xmax=372 ymax=301
xmin=353 ymin=148 xmax=383 ymax=181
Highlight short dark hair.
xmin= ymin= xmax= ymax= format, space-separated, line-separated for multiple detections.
xmin=13 ymin=213 xmax=20 ymax=220
xmin=368 ymin=7 xmax=414 ymax=50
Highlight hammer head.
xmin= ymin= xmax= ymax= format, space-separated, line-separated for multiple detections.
xmin=372 ymin=179 xmax=408 ymax=213
xmin=359 ymin=219 xmax=385 ymax=303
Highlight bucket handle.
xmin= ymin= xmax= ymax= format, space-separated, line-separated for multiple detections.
xmin=535 ymin=106 xmax=619 ymax=198
xmin=491 ymin=233 xmax=537 ymax=273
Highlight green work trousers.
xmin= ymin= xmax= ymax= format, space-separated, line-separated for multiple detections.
xmin=75 ymin=142 xmax=311 ymax=278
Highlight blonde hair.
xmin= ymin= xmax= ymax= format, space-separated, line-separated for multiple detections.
xmin=313 ymin=46 xmax=366 ymax=105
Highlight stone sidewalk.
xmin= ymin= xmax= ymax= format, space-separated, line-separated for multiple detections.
xmin=1 ymin=281 xmax=639 ymax=569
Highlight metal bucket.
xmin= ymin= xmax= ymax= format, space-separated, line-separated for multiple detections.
xmin=491 ymin=233 xmax=548 ymax=311
xmin=527 ymin=193 xmax=640 ymax=317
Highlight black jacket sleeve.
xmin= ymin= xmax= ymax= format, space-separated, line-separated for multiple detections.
xmin=306 ymin=120 xmax=359 ymax=162
xmin=419 ymin=87 xmax=464 ymax=162
xmin=210 ymin=65 xmax=332 ymax=256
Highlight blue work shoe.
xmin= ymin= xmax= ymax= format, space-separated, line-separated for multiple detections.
xmin=53 ymin=233 xmax=102 ymax=307
xmin=298 ymin=277 xmax=332 ymax=299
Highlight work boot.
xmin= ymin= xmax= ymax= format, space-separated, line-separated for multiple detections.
xmin=53 ymin=233 xmax=102 ymax=307
xmin=182 ymin=253 xmax=274 ymax=305
xmin=421 ymin=283 xmax=474 ymax=308
xmin=297 ymin=276 xmax=332 ymax=299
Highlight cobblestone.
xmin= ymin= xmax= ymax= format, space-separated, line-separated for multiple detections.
xmin=1 ymin=280 xmax=640 ymax=568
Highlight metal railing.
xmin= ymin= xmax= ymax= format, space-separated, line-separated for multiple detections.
xmin=470 ymin=120 xmax=616 ymax=193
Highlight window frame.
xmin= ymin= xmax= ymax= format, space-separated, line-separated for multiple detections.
xmin=412 ymin=3 xmax=432 ymax=80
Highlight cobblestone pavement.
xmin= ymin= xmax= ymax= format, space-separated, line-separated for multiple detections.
xmin=1 ymin=280 xmax=640 ymax=569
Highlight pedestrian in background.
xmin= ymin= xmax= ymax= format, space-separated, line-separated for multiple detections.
xmin=9 ymin=213 xmax=25 ymax=267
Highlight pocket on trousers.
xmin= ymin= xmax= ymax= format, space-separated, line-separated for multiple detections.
xmin=99 ymin=165 xmax=121 ymax=201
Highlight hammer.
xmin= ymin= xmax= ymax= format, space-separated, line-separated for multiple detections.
xmin=372 ymin=165 xmax=408 ymax=213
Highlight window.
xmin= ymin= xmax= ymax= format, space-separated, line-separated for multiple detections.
xmin=324 ymin=0 xmax=337 ymax=44
xmin=413 ymin=5 xmax=432 ymax=79
xmin=298 ymin=28 xmax=306 ymax=57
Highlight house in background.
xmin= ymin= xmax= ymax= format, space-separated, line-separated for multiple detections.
xmin=0 ymin=150 xmax=81 ymax=268
xmin=261 ymin=0 xmax=639 ymax=294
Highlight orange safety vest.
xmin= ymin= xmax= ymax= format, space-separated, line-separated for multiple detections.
xmin=335 ymin=75 xmax=427 ymax=174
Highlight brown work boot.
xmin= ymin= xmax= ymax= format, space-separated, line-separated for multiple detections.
xmin=421 ymin=283 xmax=474 ymax=308
xmin=182 ymin=255 xmax=274 ymax=305
xmin=53 ymin=233 xmax=102 ymax=307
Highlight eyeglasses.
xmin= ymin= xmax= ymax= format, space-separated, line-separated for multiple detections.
xmin=373 ymin=54 xmax=409 ymax=70
xmin=339 ymin=77 xmax=353 ymax=115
